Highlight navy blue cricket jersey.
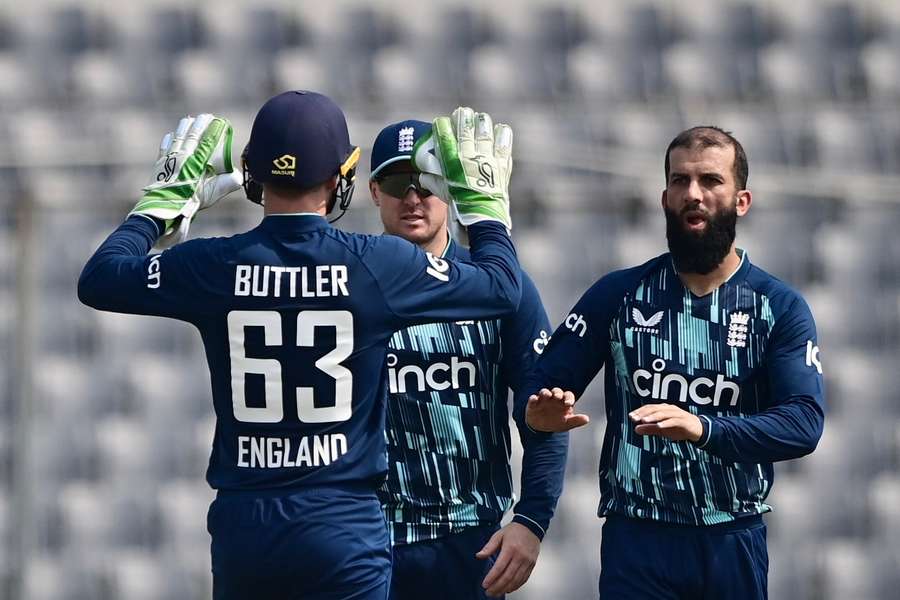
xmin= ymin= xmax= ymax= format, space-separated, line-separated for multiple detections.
xmin=526 ymin=251 xmax=825 ymax=526
xmin=379 ymin=238 xmax=567 ymax=544
xmin=78 ymin=214 xmax=522 ymax=492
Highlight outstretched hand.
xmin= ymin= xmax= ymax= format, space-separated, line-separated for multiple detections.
xmin=525 ymin=387 xmax=590 ymax=433
xmin=630 ymin=403 xmax=704 ymax=442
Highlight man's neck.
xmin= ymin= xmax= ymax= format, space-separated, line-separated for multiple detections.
xmin=262 ymin=185 xmax=329 ymax=216
xmin=675 ymin=245 xmax=743 ymax=297
xmin=420 ymin=228 xmax=450 ymax=257
xmin=263 ymin=201 xmax=326 ymax=217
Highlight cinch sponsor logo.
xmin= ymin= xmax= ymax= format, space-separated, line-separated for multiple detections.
xmin=147 ymin=254 xmax=161 ymax=289
xmin=386 ymin=352 xmax=477 ymax=393
xmin=631 ymin=358 xmax=740 ymax=407
xmin=564 ymin=312 xmax=587 ymax=337
xmin=805 ymin=340 xmax=822 ymax=374
xmin=533 ymin=330 xmax=550 ymax=354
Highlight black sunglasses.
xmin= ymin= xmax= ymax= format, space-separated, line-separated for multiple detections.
xmin=375 ymin=173 xmax=434 ymax=199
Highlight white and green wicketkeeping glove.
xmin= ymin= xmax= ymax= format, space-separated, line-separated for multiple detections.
xmin=129 ymin=113 xmax=243 ymax=248
xmin=413 ymin=107 xmax=513 ymax=231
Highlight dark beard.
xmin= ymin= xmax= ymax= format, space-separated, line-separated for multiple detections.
xmin=665 ymin=205 xmax=737 ymax=275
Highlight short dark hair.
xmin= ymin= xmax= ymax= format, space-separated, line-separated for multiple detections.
xmin=664 ymin=126 xmax=749 ymax=190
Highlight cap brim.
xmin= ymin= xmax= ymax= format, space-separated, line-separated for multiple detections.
xmin=369 ymin=155 xmax=414 ymax=180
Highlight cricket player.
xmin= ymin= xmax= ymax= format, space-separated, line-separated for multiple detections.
xmin=368 ymin=120 xmax=568 ymax=599
xmin=524 ymin=126 xmax=825 ymax=599
xmin=78 ymin=93 xmax=523 ymax=599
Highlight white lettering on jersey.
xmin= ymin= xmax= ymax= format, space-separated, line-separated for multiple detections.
xmin=232 ymin=264 xmax=350 ymax=298
xmin=425 ymin=252 xmax=450 ymax=282
xmin=805 ymin=340 xmax=823 ymax=374
xmin=147 ymin=255 xmax=161 ymax=289
xmin=631 ymin=358 xmax=740 ymax=407
xmin=533 ymin=330 xmax=550 ymax=354
xmin=237 ymin=434 xmax=349 ymax=468
xmin=564 ymin=312 xmax=587 ymax=338
xmin=385 ymin=352 xmax=477 ymax=393
xmin=234 ymin=264 xmax=251 ymax=296
xmin=252 ymin=265 xmax=270 ymax=296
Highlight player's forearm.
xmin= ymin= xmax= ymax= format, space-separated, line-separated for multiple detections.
xmin=517 ymin=311 xmax=607 ymax=407
xmin=77 ymin=216 xmax=161 ymax=310
xmin=512 ymin=428 xmax=568 ymax=540
xmin=466 ymin=221 xmax=522 ymax=312
xmin=695 ymin=396 xmax=825 ymax=463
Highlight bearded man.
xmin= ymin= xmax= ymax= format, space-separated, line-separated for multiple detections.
xmin=522 ymin=126 xmax=825 ymax=600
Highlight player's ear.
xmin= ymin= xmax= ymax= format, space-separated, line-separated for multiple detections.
xmin=661 ymin=189 xmax=669 ymax=210
xmin=369 ymin=180 xmax=381 ymax=206
xmin=736 ymin=189 xmax=751 ymax=217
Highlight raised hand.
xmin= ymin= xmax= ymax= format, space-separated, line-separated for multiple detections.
xmin=130 ymin=114 xmax=241 ymax=248
xmin=413 ymin=106 xmax=513 ymax=231
xmin=525 ymin=387 xmax=590 ymax=433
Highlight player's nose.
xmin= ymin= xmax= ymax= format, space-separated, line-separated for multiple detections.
xmin=402 ymin=188 xmax=423 ymax=205
xmin=685 ymin=178 xmax=704 ymax=203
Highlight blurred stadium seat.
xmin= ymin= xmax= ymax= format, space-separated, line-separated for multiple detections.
xmin=862 ymin=40 xmax=900 ymax=102
xmin=759 ymin=42 xmax=837 ymax=103
xmin=819 ymin=540 xmax=889 ymax=600
xmin=811 ymin=107 xmax=881 ymax=171
xmin=673 ymin=0 xmax=769 ymax=50
xmin=468 ymin=44 xmax=534 ymax=102
xmin=568 ymin=43 xmax=650 ymax=103
xmin=606 ymin=104 xmax=684 ymax=157
xmin=156 ymin=479 xmax=215 ymax=552
xmin=123 ymin=353 xmax=214 ymax=424
xmin=107 ymin=550 xmax=175 ymax=600
xmin=173 ymin=51 xmax=238 ymax=107
xmin=0 ymin=53 xmax=43 ymax=109
xmin=713 ymin=109 xmax=788 ymax=166
xmin=70 ymin=52 xmax=148 ymax=108
xmin=0 ymin=490 xmax=7 ymax=561
xmin=56 ymin=481 xmax=158 ymax=553
xmin=870 ymin=474 xmax=900 ymax=540
xmin=662 ymin=41 xmax=746 ymax=102
xmin=22 ymin=553 xmax=106 ymax=600
xmin=272 ymin=49 xmax=333 ymax=102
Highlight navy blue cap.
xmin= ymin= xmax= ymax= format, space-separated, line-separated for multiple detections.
xmin=369 ymin=119 xmax=432 ymax=180
xmin=246 ymin=91 xmax=358 ymax=189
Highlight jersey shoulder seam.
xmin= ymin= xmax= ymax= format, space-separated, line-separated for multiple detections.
xmin=326 ymin=229 xmax=400 ymax=321
xmin=741 ymin=264 xmax=807 ymax=338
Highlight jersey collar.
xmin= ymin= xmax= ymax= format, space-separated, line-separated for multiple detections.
xmin=259 ymin=214 xmax=330 ymax=233
xmin=667 ymin=248 xmax=752 ymax=292
xmin=724 ymin=248 xmax=750 ymax=284
xmin=440 ymin=229 xmax=455 ymax=259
